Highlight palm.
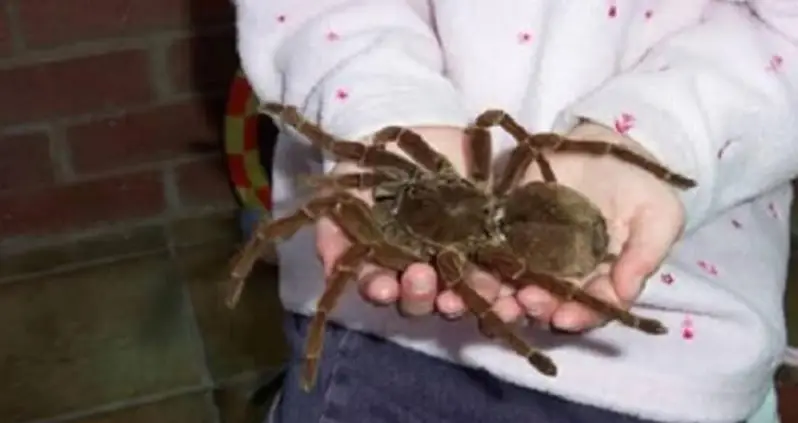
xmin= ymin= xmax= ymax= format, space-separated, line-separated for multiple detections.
xmin=548 ymin=162 xmax=684 ymax=328
xmin=315 ymin=122 xmax=687 ymax=333
xmin=502 ymin=126 xmax=687 ymax=331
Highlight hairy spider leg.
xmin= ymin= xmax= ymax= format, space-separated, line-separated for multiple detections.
xmin=523 ymin=133 xmax=697 ymax=189
xmin=301 ymin=171 xmax=399 ymax=191
xmin=301 ymin=244 xmax=370 ymax=390
xmin=300 ymin=195 xmax=421 ymax=391
xmin=470 ymin=110 xmax=558 ymax=196
xmin=302 ymin=239 xmax=420 ymax=391
xmin=261 ymin=103 xmax=425 ymax=177
xmin=436 ymin=248 xmax=558 ymax=376
xmin=460 ymin=124 xmax=492 ymax=192
xmin=372 ymin=126 xmax=458 ymax=175
xmin=227 ymin=187 xmax=382 ymax=308
xmin=227 ymin=188 xmax=421 ymax=390
xmin=226 ymin=194 xmax=337 ymax=309
xmin=474 ymin=245 xmax=666 ymax=335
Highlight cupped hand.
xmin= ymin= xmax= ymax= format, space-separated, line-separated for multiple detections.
xmin=439 ymin=122 xmax=687 ymax=332
xmin=315 ymin=121 xmax=687 ymax=333
xmin=509 ymin=122 xmax=687 ymax=332
xmin=315 ymin=127 xmax=476 ymax=317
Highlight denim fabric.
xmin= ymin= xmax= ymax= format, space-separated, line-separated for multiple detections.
xmin=271 ymin=312 xmax=665 ymax=423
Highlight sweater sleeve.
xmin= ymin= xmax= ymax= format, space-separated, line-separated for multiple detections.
xmin=234 ymin=0 xmax=468 ymax=154
xmin=554 ymin=0 xmax=798 ymax=232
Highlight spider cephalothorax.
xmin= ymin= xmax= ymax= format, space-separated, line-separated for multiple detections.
xmin=225 ymin=104 xmax=696 ymax=391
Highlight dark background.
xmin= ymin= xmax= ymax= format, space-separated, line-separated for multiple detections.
xmin=0 ymin=1 xmax=284 ymax=422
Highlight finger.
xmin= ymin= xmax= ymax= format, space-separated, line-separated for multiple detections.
xmin=436 ymin=290 xmax=466 ymax=319
xmin=491 ymin=295 xmax=524 ymax=323
xmin=315 ymin=217 xmax=349 ymax=275
xmin=399 ymin=263 xmax=438 ymax=316
xmin=551 ymin=274 xmax=616 ymax=332
xmin=613 ymin=205 xmax=681 ymax=303
xmin=359 ymin=265 xmax=399 ymax=305
xmin=435 ymin=271 xmax=506 ymax=320
xmin=468 ymin=269 xmax=503 ymax=302
xmin=516 ymin=285 xmax=559 ymax=324
xmin=314 ymin=163 xmax=372 ymax=271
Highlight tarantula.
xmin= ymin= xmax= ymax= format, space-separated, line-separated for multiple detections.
xmin=225 ymin=103 xmax=696 ymax=391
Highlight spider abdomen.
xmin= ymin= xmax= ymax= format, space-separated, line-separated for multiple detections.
xmin=501 ymin=182 xmax=610 ymax=278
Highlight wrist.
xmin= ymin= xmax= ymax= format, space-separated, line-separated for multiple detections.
xmin=393 ymin=126 xmax=469 ymax=173
xmin=407 ymin=126 xmax=467 ymax=149
xmin=567 ymin=120 xmax=657 ymax=161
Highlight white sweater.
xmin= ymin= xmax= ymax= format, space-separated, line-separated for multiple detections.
xmin=234 ymin=1 xmax=798 ymax=421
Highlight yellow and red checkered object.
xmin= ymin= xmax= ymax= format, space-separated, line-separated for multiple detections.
xmin=225 ymin=70 xmax=271 ymax=211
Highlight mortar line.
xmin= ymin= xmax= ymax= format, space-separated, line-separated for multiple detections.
xmin=0 ymin=215 xmax=169 ymax=252
xmin=0 ymin=24 xmax=233 ymax=69
xmin=23 ymin=384 xmax=212 ymax=423
xmin=5 ymin=0 xmax=26 ymax=54
xmin=0 ymin=204 xmax=238 ymax=254
xmin=163 ymin=212 xmax=221 ymax=421
xmin=0 ymin=90 xmax=226 ymax=137
xmin=46 ymin=122 xmax=76 ymax=181
xmin=161 ymin=157 xmax=234 ymax=423
xmin=0 ymin=153 xmax=218 ymax=194
xmin=162 ymin=163 xmax=185 ymax=215
xmin=148 ymin=35 xmax=174 ymax=101
xmin=0 ymin=248 xmax=169 ymax=286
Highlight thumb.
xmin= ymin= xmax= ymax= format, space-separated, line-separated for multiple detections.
xmin=316 ymin=217 xmax=349 ymax=276
xmin=612 ymin=205 xmax=680 ymax=304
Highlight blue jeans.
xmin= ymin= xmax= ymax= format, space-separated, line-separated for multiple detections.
xmin=271 ymin=312 xmax=662 ymax=423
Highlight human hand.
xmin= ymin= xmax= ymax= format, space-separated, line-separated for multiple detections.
xmin=426 ymin=122 xmax=686 ymax=332
xmin=507 ymin=122 xmax=687 ymax=331
xmin=317 ymin=121 xmax=686 ymax=333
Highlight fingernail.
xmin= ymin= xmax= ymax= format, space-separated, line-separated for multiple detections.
xmin=553 ymin=313 xmax=577 ymax=329
xmin=552 ymin=313 xmax=588 ymax=333
xmin=409 ymin=277 xmax=434 ymax=295
xmin=371 ymin=284 xmax=394 ymax=303
xmin=523 ymin=299 xmax=546 ymax=318
xmin=549 ymin=325 xmax=578 ymax=335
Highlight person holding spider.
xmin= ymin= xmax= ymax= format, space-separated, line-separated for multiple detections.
xmin=233 ymin=1 xmax=798 ymax=422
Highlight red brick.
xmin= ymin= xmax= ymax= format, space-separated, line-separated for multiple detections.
xmin=0 ymin=50 xmax=152 ymax=125
xmin=176 ymin=157 xmax=236 ymax=208
xmin=168 ymin=31 xmax=238 ymax=95
xmin=0 ymin=7 xmax=12 ymax=56
xmin=0 ymin=172 xmax=165 ymax=238
xmin=18 ymin=0 xmax=234 ymax=48
xmin=67 ymin=98 xmax=225 ymax=174
xmin=0 ymin=132 xmax=54 ymax=192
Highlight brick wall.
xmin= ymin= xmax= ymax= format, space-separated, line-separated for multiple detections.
xmin=0 ymin=2 xmax=286 ymax=423
xmin=0 ymin=0 xmax=239 ymax=245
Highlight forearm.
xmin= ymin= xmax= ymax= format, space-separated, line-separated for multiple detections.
xmin=555 ymin=0 xmax=798 ymax=231
xmin=235 ymin=0 xmax=469 ymax=151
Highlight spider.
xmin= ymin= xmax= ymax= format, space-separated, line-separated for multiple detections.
xmin=225 ymin=103 xmax=696 ymax=391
